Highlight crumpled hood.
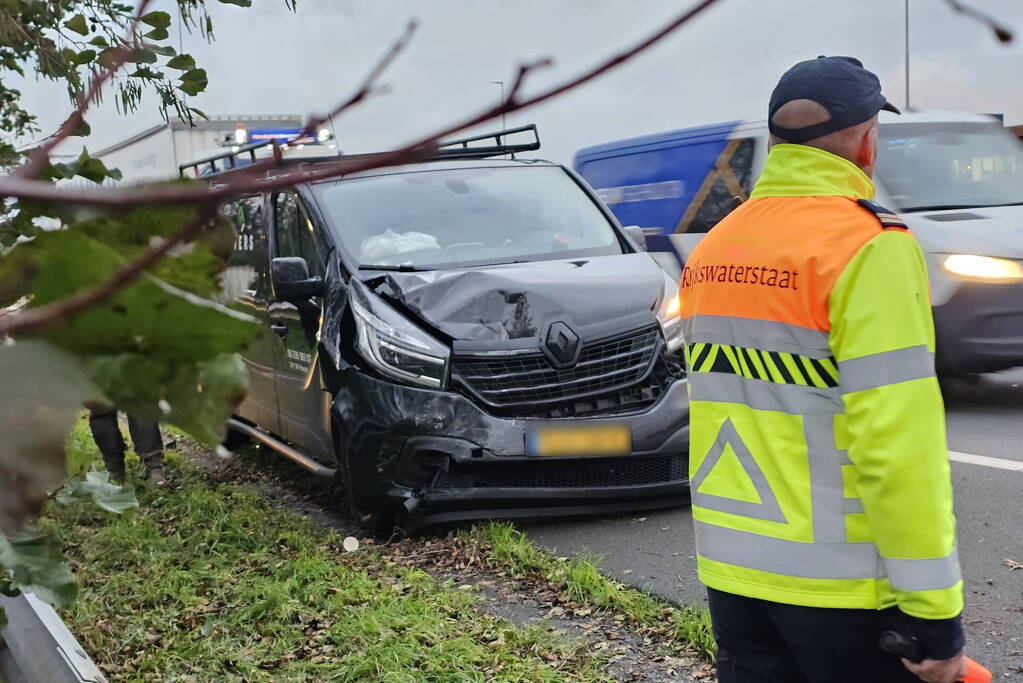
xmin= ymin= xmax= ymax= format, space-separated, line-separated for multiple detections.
xmin=370 ymin=253 xmax=665 ymax=343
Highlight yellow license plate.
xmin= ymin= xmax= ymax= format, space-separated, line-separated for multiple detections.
xmin=528 ymin=423 xmax=631 ymax=457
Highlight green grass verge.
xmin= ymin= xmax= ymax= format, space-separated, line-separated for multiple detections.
xmin=460 ymin=522 xmax=716 ymax=660
xmin=45 ymin=421 xmax=614 ymax=681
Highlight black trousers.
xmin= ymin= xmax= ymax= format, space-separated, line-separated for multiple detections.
xmin=87 ymin=407 xmax=163 ymax=474
xmin=708 ymin=588 xmax=922 ymax=683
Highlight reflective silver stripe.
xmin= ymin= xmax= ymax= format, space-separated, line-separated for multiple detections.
xmin=883 ymin=550 xmax=962 ymax=591
xmin=838 ymin=345 xmax=935 ymax=394
xmin=682 ymin=315 xmax=831 ymax=358
xmin=688 ymin=371 xmax=842 ymax=415
xmin=804 ymin=414 xmax=847 ymax=543
xmin=691 ymin=418 xmax=787 ymax=523
xmin=695 ymin=522 xmax=879 ymax=579
xmin=844 ymin=498 xmax=864 ymax=514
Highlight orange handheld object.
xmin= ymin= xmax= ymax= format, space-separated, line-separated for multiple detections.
xmin=962 ymin=656 xmax=992 ymax=683
xmin=879 ymin=631 xmax=991 ymax=683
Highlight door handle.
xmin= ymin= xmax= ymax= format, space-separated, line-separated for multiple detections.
xmin=270 ymin=322 xmax=288 ymax=337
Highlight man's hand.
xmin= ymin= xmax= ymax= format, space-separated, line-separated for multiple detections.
xmin=903 ymin=651 xmax=967 ymax=683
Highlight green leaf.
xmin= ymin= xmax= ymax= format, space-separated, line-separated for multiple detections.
xmin=5 ymin=230 xmax=257 ymax=360
xmin=59 ymin=48 xmax=79 ymax=68
xmin=57 ymin=472 xmax=139 ymax=514
xmin=0 ymin=342 xmax=97 ymax=534
xmin=88 ymin=35 xmax=109 ymax=47
xmin=96 ymin=47 xmax=119 ymax=69
xmin=165 ymin=54 xmax=196 ymax=71
xmin=75 ymin=49 xmax=96 ymax=65
xmin=128 ymin=47 xmax=158 ymax=64
xmin=72 ymin=147 xmax=118 ymax=184
xmin=90 ymin=352 xmax=249 ymax=445
xmin=144 ymin=26 xmax=169 ymax=41
xmin=1 ymin=230 xmax=258 ymax=445
xmin=149 ymin=44 xmax=177 ymax=57
xmin=139 ymin=10 xmax=172 ymax=29
xmin=71 ymin=118 xmax=90 ymax=137
xmin=63 ymin=13 xmax=89 ymax=36
xmin=177 ymin=68 xmax=208 ymax=96
xmin=0 ymin=531 xmax=77 ymax=608
xmin=218 ymin=0 xmax=253 ymax=5
xmin=130 ymin=66 xmax=161 ymax=80
xmin=40 ymin=162 xmax=72 ymax=181
xmin=188 ymin=107 xmax=209 ymax=120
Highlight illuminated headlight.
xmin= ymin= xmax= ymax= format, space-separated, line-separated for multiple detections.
xmin=942 ymin=254 xmax=1023 ymax=282
xmin=350 ymin=293 xmax=449 ymax=389
xmin=317 ymin=128 xmax=333 ymax=143
xmin=655 ymin=277 xmax=685 ymax=353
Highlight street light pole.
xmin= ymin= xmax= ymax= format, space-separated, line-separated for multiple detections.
xmin=491 ymin=80 xmax=506 ymax=130
xmin=904 ymin=0 xmax=911 ymax=110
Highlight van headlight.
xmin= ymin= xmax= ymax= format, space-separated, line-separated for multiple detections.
xmin=655 ymin=277 xmax=685 ymax=353
xmin=349 ymin=288 xmax=449 ymax=389
xmin=942 ymin=254 xmax=1023 ymax=282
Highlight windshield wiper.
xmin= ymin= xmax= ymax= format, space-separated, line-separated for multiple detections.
xmin=358 ymin=264 xmax=431 ymax=272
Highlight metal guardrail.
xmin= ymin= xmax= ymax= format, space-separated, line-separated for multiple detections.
xmin=0 ymin=593 xmax=106 ymax=683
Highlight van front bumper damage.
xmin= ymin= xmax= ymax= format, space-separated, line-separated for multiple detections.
xmin=331 ymin=372 xmax=690 ymax=529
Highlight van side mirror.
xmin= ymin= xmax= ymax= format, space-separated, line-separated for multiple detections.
xmin=624 ymin=225 xmax=648 ymax=252
xmin=271 ymin=257 xmax=324 ymax=301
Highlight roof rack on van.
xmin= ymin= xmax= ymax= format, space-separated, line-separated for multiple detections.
xmin=178 ymin=140 xmax=279 ymax=178
xmin=434 ymin=124 xmax=541 ymax=159
xmin=178 ymin=124 xmax=542 ymax=178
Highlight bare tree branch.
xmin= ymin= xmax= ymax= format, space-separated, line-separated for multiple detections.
xmin=292 ymin=18 xmax=419 ymax=143
xmin=0 ymin=0 xmax=724 ymax=208
xmin=0 ymin=1 xmax=727 ymax=340
xmin=0 ymin=204 xmax=216 ymax=338
xmin=943 ymin=0 xmax=1014 ymax=43
xmin=15 ymin=0 xmax=156 ymax=180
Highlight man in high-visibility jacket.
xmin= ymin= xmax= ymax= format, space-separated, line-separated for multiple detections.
xmin=680 ymin=56 xmax=966 ymax=683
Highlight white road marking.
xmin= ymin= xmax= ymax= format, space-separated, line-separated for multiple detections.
xmin=949 ymin=451 xmax=1023 ymax=472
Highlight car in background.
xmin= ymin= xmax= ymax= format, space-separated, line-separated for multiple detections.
xmin=575 ymin=112 xmax=1023 ymax=375
xmin=200 ymin=125 xmax=691 ymax=532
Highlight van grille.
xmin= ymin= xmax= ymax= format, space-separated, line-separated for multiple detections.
xmin=452 ymin=326 xmax=661 ymax=414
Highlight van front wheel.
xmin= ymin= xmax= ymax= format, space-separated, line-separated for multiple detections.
xmin=333 ymin=460 xmax=395 ymax=538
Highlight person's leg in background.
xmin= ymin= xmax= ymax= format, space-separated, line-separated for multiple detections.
xmin=127 ymin=415 xmax=166 ymax=485
xmin=87 ymin=406 xmax=127 ymax=481
xmin=707 ymin=588 xmax=810 ymax=683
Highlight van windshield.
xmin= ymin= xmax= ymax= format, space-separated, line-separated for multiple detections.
xmin=315 ymin=166 xmax=622 ymax=270
xmin=876 ymin=121 xmax=1023 ymax=212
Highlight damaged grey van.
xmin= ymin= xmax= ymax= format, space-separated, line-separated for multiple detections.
xmin=196 ymin=126 xmax=690 ymax=531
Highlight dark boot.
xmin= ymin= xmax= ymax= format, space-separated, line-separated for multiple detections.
xmin=140 ymin=451 xmax=167 ymax=485
xmin=88 ymin=407 xmax=126 ymax=481
xmin=128 ymin=416 xmax=166 ymax=485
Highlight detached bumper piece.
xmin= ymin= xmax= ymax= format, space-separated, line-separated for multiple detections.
xmin=401 ymin=450 xmax=690 ymax=529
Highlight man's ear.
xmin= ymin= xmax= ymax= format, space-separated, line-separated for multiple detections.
xmin=857 ymin=126 xmax=879 ymax=171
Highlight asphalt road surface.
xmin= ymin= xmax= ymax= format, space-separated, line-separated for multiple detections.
xmin=524 ymin=368 xmax=1023 ymax=679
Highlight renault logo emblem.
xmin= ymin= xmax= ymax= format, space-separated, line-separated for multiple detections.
xmin=543 ymin=322 xmax=581 ymax=368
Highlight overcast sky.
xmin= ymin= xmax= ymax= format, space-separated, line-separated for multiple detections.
xmin=14 ymin=0 xmax=1023 ymax=166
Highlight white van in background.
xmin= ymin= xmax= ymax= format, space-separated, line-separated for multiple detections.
xmin=575 ymin=112 xmax=1023 ymax=375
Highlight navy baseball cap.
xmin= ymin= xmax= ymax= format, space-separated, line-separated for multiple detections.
xmin=769 ymin=56 xmax=900 ymax=144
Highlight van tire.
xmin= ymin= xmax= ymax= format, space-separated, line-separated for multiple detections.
xmin=333 ymin=467 xmax=395 ymax=538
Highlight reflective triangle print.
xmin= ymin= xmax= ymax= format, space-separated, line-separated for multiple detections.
xmin=692 ymin=418 xmax=787 ymax=523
